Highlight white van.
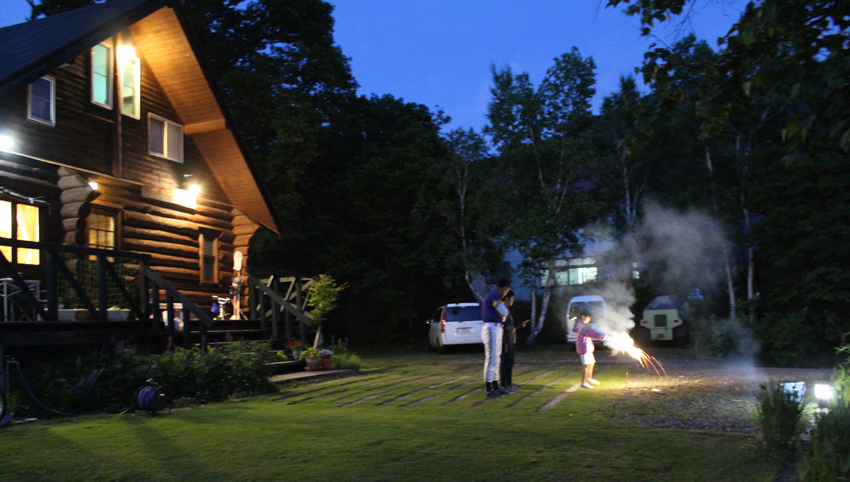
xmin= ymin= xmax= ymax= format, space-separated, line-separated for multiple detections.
xmin=565 ymin=295 xmax=608 ymax=345
xmin=427 ymin=302 xmax=483 ymax=353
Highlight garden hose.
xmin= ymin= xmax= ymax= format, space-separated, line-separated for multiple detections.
xmin=9 ymin=360 xmax=82 ymax=418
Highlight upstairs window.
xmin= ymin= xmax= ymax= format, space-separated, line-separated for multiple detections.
xmin=28 ymin=76 xmax=55 ymax=126
xmin=91 ymin=43 xmax=113 ymax=109
xmin=149 ymin=114 xmax=184 ymax=162
xmin=0 ymin=200 xmax=40 ymax=265
xmin=118 ymin=46 xmax=140 ymax=118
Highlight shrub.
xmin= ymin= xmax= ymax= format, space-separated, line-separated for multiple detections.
xmin=331 ymin=353 xmax=361 ymax=371
xmin=691 ymin=316 xmax=759 ymax=360
xmin=8 ymin=341 xmax=277 ymax=417
xmin=755 ymin=381 xmax=806 ymax=463
xmin=797 ymin=343 xmax=850 ymax=481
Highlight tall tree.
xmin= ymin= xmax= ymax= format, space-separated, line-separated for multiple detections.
xmin=486 ymin=48 xmax=603 ymax=344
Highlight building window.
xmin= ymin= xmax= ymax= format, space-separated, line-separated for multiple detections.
xmin=28 ymin=76 xmax=55 ymax=126
xmin=119 ymin=46 xmax=140 ymax=118
xmin=149 ymin=114 xmax=184 ymax=162
xmin=88 ymin=212 xmax=117 ymax=251
xmin=199 ymin=232 xmax=219 ymax=283
xmin=91 ymin=43 xmax=113 ymax=108
xmin=0 ymin=200 xmax=40 ymax=265
xmin=567 ymin=257 xmax=597 ymax=285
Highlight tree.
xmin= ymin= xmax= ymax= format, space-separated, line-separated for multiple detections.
xmin=606 ymin=0 xmax=850 ymax=158
xmin=436 ymin=128 xmax=505 ymax=301
xmin=486 ymin=48 xmax=604 ymax=344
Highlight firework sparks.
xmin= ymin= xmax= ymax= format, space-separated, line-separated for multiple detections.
xmin=606 ymin=333 xmax=667 ymax=377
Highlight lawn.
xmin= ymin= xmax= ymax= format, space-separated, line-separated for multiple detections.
xmin=0 ymin=347 xmax=788 ymax=481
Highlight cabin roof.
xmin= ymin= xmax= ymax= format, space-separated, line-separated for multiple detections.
xmin=0 ymin=0 xmax=281 ymax=233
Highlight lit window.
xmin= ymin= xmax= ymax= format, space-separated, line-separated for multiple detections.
xmin=0 ymin=200 xmax=40 ymax=265
xmin=119 ymin=47 xmax=140 ymax=118
xmin=568 ymin=267 xmax=597 ymax=285
xmin=199 ymin=232 xmax=219 ymax=283
xmin=89 ymin=212 xmax=116 ymax=250
xmin=91 ymin=43 xmax=113 ymax=108
xmin=149 ymin=114 xmax=184 ymax=162
xmin=28 ymin=76 xmax=55 ymax=126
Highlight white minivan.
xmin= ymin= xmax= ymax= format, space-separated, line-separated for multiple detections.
xmin=427 ymin=302 xmax=483 ymax=353
xmin=565 ymin=295 xmax=608 ymax=345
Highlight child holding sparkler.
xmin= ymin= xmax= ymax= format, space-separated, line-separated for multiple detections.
xmin=575 ymin=308 xmax=607 ymax=389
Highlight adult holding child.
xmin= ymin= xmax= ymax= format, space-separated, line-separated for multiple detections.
xmin=481 ymin=279 xmax=511 ymax=398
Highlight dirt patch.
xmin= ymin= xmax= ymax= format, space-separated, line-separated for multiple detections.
xmin=596 ymin=351 xmax=833 ymax=433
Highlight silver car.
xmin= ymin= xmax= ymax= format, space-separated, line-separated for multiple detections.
xmin=427 ymin=303 xmax=483 ymax=353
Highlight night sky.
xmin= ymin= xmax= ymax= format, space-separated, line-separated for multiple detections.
xmin=1 ymin=0 xmax=748 ymax=131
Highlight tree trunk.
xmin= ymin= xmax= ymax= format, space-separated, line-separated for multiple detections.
xmin=525 ymin=261 xmax=555 ymax=345
xmin=705 ymin=145 xmax=736 ymax=319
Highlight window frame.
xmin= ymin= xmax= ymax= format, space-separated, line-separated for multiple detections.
xmin=199 ymin=230 xmax=220 ymax=284
xmin=87 ymin=208 xmax=120 ymax=251
xmin=90 ymin=42 xmax=114 ymax=109
xmin=118 ymin=47 xmax=140 ymax=119
xmin=148 ymin=113 xmax=185 ymax=163
xmin=0 ymin=199 xmax=42 ymax=266
xmin=27 ymin=75 xmax=56 ymax=126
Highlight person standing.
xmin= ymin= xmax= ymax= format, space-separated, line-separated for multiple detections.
xmin=574 ymin=308 xmax=607 ymax=389
xmin=500 ymin=290 xmax=527 ymax=394
xmin=481 ymin=279 xmax=511 ymax=398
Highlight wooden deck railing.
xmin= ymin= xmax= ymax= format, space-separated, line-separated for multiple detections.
xmin=245 ymin=267 xmax=315 ymax=343
xmin=0 ymin=239 xmax=211 ymax=347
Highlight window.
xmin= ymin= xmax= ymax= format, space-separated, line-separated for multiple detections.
xmin=149 ymin=114 xmax=184 ymax=162
xmin=88 ymin=212 xmax=117 ymax=250
xmin=199 ymin=232 xmax=219 ymax=283
xmin=0 ymin=200 xmax=40 ymax=265
xmin=119 ymin=46 xmax=140 ymax=118
xmin=28 ymin=76 xmax=55 ymax=126
xmin=91 ymin=43 xmax=113 ymax=108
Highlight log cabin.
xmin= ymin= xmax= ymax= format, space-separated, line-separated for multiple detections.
xmin=0 ymin=0 xmax=312 ymax=355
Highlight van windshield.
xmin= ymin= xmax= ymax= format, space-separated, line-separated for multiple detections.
xmin=568 ymin=301 xmax=604 ymax=321
xmin=446 ymin=306 xmax=482 ymax=322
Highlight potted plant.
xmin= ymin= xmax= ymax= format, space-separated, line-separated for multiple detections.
xmin=319 ymin=349 xmax=334 ymax=370
xmin=301 ymin=347 xmax=321 ymax=371
xmin=107 ymin=305 xmax=130 ymax=321
xmin=288 ymin=340 xmax=307 ymax=360
xmin=306 ymin=274 xmax=348 ymax=348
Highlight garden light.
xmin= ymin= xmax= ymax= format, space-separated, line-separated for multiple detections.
xmin=814 ymin=383 xmax=833 ymax=402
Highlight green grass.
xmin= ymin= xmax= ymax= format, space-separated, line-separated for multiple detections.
xmin=0 ymin=349 xmax=778 ymax=481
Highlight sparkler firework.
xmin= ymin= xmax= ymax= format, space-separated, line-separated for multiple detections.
xmin=606 ymin=333 xmax=667 ymax=377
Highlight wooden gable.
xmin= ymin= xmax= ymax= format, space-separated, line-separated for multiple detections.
xmin=130 ymin=7 xmax=278 ymax=232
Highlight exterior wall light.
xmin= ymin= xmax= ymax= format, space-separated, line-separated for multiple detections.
xmin=189 ymin=184 xmax=200 ymax=195
xmin=88 ymin=181 xmax=98 ymax=191
xmin=814 ymin=383 xmax=833 ymax=402
xmin=0 ymin=135 xmax=14 ymax=152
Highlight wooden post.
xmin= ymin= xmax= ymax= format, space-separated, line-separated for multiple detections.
xmin=139 ymin=263 xmax=149 ymax=326
xmin=97 ymin=255 xmax=107 ymax=321
xmin=46 ymin=250 xmax=58 ymax=321
xmin=296 ymin=279 xmax=305 ymax=342
xmin=271 ymin=276 xmax=279 ymax=340
xmin=166 ymin=295 xmax=175 ymax=340
xmin=183 ymin=306 xmax=191 ymax=350
xmin=249 ymin=280 xmax=257 ymax=321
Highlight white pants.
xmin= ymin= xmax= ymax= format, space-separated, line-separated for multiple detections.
xmin=482 ymin=323 xmax=503 ymax=382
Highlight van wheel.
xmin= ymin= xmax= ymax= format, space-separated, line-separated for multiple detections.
xmin=437 ymin=339 xmax=447 ymax=354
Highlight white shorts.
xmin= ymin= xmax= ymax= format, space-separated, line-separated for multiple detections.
xmin=580 ymin=353 xmax=595 ymax=365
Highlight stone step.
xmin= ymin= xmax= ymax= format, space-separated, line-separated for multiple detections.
xmin=270 ymin=369 xmax=352 ymax=385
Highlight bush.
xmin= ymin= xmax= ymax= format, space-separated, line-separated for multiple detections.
xmin=755 ymin=381 xmax=805 ymax=463
xmin=8 ymin=342 xmax=278 ymax=417
xmin=691 ymin=316 xmax=759 ymax=360
xmin=331 ymin=353 xmax=361 ymax=371
xmin=797 ymin=344 xmax=850 ymax=480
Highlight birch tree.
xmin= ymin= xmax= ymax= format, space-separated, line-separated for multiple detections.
xmin=485 ymin=48 xmax=603 ymax=344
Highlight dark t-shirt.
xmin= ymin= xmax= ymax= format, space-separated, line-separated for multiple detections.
xmin=481 ymin=290 xmax=503 ymax=324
